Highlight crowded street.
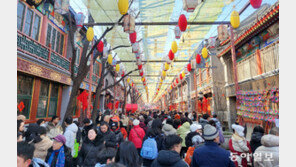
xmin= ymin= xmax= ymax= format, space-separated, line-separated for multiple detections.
xmin=17 ymin=0 xmax=279 ymax=167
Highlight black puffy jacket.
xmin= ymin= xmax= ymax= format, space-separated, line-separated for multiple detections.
xmin=151 ymin=150 xmax=188 ymax=167
xmin=250 ymin=132 xmax=264 ymax=153
xmin=78 ymin=135 xmax=104 ymax=167
xmin=98 ymin=128 xmax=117 ymax=148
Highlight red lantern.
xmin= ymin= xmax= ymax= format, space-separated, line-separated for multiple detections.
xmin=250 ymin=0 xmax=262 ymax=9
xmin=168 ymin=50 xmax=175 ymax=60
xmin=129 ymin=32 xmax=137 ymax=44
xmin=187 ymin=63 xmax=192 ymax=71
xmin=176 ymin=78 xmax=179 ymax=84
xmin=180 ymin=73 xmax=183 ymax=80
xmin=138 ymin=64 xmax=142 ymax=70
xmin=121 ymin=71 xmax=125 ymax=77
xmin=140 ymin=71 xmax=143 ymax=76
xmin=178 ymin=14 xmax=187 ymax=32
xmin=196 ymin=54 xmax=201 ymax=64
xmin=97 ymin=40 xmax=104 ymax=52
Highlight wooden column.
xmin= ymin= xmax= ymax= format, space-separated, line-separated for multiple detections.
xmin=230 ymin=27 xmax=239 ymax=94
xmin=57 ymin=85 xmax=63 ymax=117
xmin=30 ymin=78 xmax=41 ymax=122
xmin=256 ymin=49 xmax=263 ymax=75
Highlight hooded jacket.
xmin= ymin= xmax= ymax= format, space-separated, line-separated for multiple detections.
xmin=129 ymin=125 xmax=145 ymax=148
xmin=254 ymin=134 xmax=279 ymax=167
xmin=176 ymin=122 xmax=190 ymax=147
xmin=151 ymin=150 xmax=188 ymax=167
xmin=162 ymin=124 xmax=177 ymax=136
xmin=250 ymin=131 xmax=264 ymax=153
xmin=230 ymin=133 xmax=250 ymax=153
xmin=64 ymin=123 xmax=78 ymax=157
xmin=78 ymin=135 xmax=104 ymax=167
xmin=34 ymin=136 xmax=53 ymax=161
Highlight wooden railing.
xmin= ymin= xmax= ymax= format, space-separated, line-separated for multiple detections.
xmin=237 ymin=52 xmax=258 ymax=82
xmin=260 ymin=42 xmax=279 ymax=73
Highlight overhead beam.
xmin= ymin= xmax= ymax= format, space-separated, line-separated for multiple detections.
xmin=84 ymin=21 xmax=231 ymax=27
xmin=119 ymin=60 xmax=189 ymax=63
xmin=129 ymin=74 xmax=176 ymax=77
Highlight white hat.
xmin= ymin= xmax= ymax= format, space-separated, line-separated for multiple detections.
xmin=190 ymin=123 xmax=202 ymax=132
xmin=133 ymin=119 xmax=140 ymax=126
xmin=232 ymin=124 xmax=245 ymax=137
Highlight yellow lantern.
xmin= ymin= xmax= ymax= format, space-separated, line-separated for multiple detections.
xmin=164 ymin=62 xmax=170 ymax=71
xmin=162 ymin=71 xmax=166 ymax=77
xmin=141 ymin=77 xmax=145 ymax=82
xmin=115 ymin=64 xmax=120 ymax=72
xmin=230 ymin=10 xmax=240 ymax=29
xmin=202 ymin=47 xmax=208 ymax=59
xmin=182 ymin=71 xmax=185 ymax=78
xmin=118 ymin=0 xmax=129 ymax=15
xmin=127 ymin=78 xmax=130 ymax=83
xmin=171 ymin=41 xmax=178 ymax=53
xmin=107 ymin=54 xmax=113 ymax=65
xmin=160 ymin=78 xmax=163 ymax=83
xmin=86 ymin=27 xmax=94 ymax=42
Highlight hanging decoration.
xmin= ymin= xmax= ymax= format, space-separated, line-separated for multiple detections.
xmin=180 ymin=73 xmax=183 ymax=80
xmin=142 ymin=77 xmax=146 ymax=82
xmin=182 ymin=71 xmax=185 ymax=78
xmin=138 ymin=64 xmax=143 ymax=70
xmin=129 ymin=32 xmax=137 ymax=44
xmin=217 ymin=24 xmax=229 ymax=42
xmin=168 ymin=50 xmax=175 ymax=60
xmin=187 ymin=63 xmax=192 ymax=72
xmin=162 ymin=71 xmax=166 ymax=77
xmin=118 ymin=0 xmax=129 ymax=15
xmin=17 ymin=101 xmax=25 ymax=112
xmin=175 ymin=26 xmax=182 ymax=39
xmin=123 ymin=14 xmax=135 ymax=33
xmin=127 ymin=78 xmax=131 ymax=83
xmin=107 ymin=54 xmax=113 ymax=65
xmin=115 ymin=64 xmax=120 ymax=72
xmin=202 ymin=47 xmax=208 ymax=59
xmin=86 ymin=27 xmax=94 ymax=42
xmin=164 ymin=63 xmax=170 ymax=71
xmin=132 ymin=42 xmax=139 ymax=53
xmin=171 ymin=41 xmax=178 ymax=53
xmin=178 ymin=14 xmax=187 ymax=32
xmin=250 ymin=0 xmax=262 ymax=9
xmin=75 ymin=12 xmax=85 ymax=28
xmin=140 ymin=71 xmax=143 ymax=76
xmin=196 ymin=54 xmax=201 ymax=64
xmin=97 ymin=41 xmax=104 ymax=52
xmin=182 ymin=0 xmax=198 ymax=12
xmin=230 ymin=10 xmax=240 ymax=29
xmin=121 ymin=71 xmax=125 ymax=77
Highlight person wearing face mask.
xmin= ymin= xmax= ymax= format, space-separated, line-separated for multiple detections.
xmin=78 ymin=128 xmax=104 ymax=167
xmin=110 ymin=121 xmax=124 ymax=147
xmin=98 ymin=121 xmax=117 ymax=148
xmin=45 ymin=134 xmax=72 ymax=167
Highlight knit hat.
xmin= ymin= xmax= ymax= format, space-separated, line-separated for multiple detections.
xmin=174 ymin=114 xmax=181 ymax=120
xmin=203 ymin=124 xmax=219 ymax=140
xmin=232 ymin=124 xmax=245 ymax=137
xmin=162 ymin=124 xmax=177 ymax=136
xmin=53 ymin=135 xmax=66 ymax=145
xmin=133 ymin=119 xmax=140 ymax=126
xmin=190 ymin=123 xmax=202 ymax=132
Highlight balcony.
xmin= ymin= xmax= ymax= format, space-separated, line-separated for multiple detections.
xmin=17 ymin=31 xmax=70 ymax=72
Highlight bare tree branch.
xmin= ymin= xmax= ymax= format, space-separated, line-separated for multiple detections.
xmin=111 ymin=45 xmax=131 ymax=51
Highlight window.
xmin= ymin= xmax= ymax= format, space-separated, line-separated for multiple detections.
xmin=51 ymin=28 xmax=56 ymax=50
xmin=32 ymin=14 xmax=40 ymax=41
xmin=17 ymin=74 xmax=34 ymax=119
xmin=48 ymin=83 xmax=59 ymax=117
xmin=55 ymin=31 xmax=60 ymax=53
xmin=36 ymin=80 xmax=50 ymax=118
xmin=46 ymin=24 xmax=52 ymax=47
xmin=59 ymin=34 xmax=64 ymax=55
xmin=23 ymin=9 xmax=33 ymax=36
xmin=17 ymin=2 xmax=25 ymax=31
xmin=46 ymin=24 xmax=65 ymax=55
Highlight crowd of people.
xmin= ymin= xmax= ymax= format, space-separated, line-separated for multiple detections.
xmin=17 ymin=110 xmax=279 ymax=167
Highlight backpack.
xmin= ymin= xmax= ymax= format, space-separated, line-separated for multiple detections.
xmin=140 ymin=137 xmax=158 ymax=160
xmin=184 ymin=146 xmax=195 ymax=166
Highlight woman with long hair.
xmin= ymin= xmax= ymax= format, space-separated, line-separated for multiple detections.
xmin=115 ymin=141 xmax=140 ymax=167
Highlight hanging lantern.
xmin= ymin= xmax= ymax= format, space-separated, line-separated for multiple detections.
xmin=176 ymin=78 xmax=179 ymax=84
xmin=230 ymin=11 xmax=240 ymax=29
xmin=127 ymin=78 xmax=131 ymax=83
xmin=54 ymin=0 xmax=69 ymax=15
xmin=140 ymin=71 xmax=143 ymax=76
xmin=123 ymin=14 xmax=135 ymax=33
xmin=107 ymin=54 xmax=113 ymax=65
xmin=129 ymin=32 xmax=137 ymax=44
xmin=250 ymin=0 xmax=262 ymax=9
xmin=187 ymin=63 xmax=192 ymax=72
xmin=178 ymin=14 xmax=187 ymax=32
xmin=86 ymin=27 xmax=94 ymax=42
xmin=26 ymin=0 xmax=45 ymax=9
xmin=168 ymin=50 xmax=175 ymax=60
xmin=174 ymin=26 xmax=182 ymax=39
xmin=162 ymin=71 xmax=167 ymax=77
xmin=132 ymin=42 xmax=139 ymax=53
xmin=142 ymin=77 xmax=146 ymax=82
xmin=138 ymin=64 xmax=143 ymax=70
xmin=115 ymin=64 xmax=120 ymax=72
xmin=196 ymin=54 xmax=201 ymax=64
xmin=118 ymin=0 xmax=129 ymax=15
xmin=182 ymin=71 xmax=185 ymax=78
xmin=202 ymin=47 xmax=208 ymax=59
xmin=135 ymin=53 xmax=141 ymax=60
xmin=182 ymin=0 xmax=198 ymax=12
xmin=121 ymin=71 xmax=125 ymax=77
xmin=180 ymin=73 xmax=183 ymax=80
xmin=75 ymin=12 xmax=85 ymax=28
xmin=164 ymin=62 xmax=170 ymax=71
xmin=217 ymin=25 xmax=229 ymax=42
xmin=171 ymin=41 xmax=178 ymax=54
xmin=97 ymin=41 xmax=104 ymax=52
xmin=160 ymin=78 xmax=163 ymax=83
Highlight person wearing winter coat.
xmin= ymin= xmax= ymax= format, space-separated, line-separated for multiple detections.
xmin=151 ymin=134 xmax=188 ymax=167
xmin=139 ymin=121 xmax=148 ymax=133
xmin=129 ymin=119 xmax=146 ymax=153
xmin=78 ymin=128 xmax=104 ymax=167
xmin=253 ymin=129 xmax=279 ymax=167
xmin=192 ymin=124 xmax=235 ymax=167
xmin=199 ymin=114 xmax=210 ymax=129
xmin=110 ymin=121 xmax=124 ymax=147
xmin=229 ymin=124 xmax=251 ymax=167
xmin=46 ymin=116 xmax=63 ymax=139
xmin=120 ymin=121 xmax=128 ymax=140
xmin=162 ymin=123 xmax=177 ymax=136
xmin=209 ymin=120 xmax=225 ymax=144
xmin=98 ymin=121 xmax=117 ymax=148
xmin=33 ymin=126 xmax=53 ymax=161
xmin=176 ymin=121 xmax=190 ymax=158
xmin=63 ymin=117 xmax=78 ymax=157
xmin=185 ymin=123 xmax=203 ymax=148
xmin=45 ymin=135 xmax=73 ymax=167
xmin=211 ymin=114 xmax=222 ymax=130
xmin=250 ymin=126 xmax=265 ymax=153
xmin=82 ymin=118 xmax=93 ymax=142
xmin=95 ymin=147 xmax=117 ymax=167
xmin=142 ymin=119 xmax=165 ymax=167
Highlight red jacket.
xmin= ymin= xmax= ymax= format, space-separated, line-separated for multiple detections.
xmin=120 ymin=127 xmax=128 ymax=140
xmin=128 ymin=125 xmax=145 ymax=148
